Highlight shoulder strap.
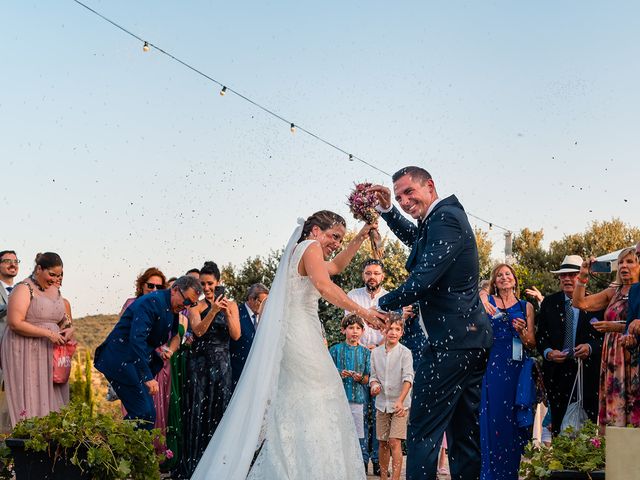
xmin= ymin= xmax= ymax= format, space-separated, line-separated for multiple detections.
xmin=18 ymin=281 xmax=34 ymax=300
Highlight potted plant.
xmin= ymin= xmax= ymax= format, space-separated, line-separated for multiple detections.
xmin=520 ymin=421 xmax=605 ymax=480
xmin=0 ymin=402 xmax=164 ymax=479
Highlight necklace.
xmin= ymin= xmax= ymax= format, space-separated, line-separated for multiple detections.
xmin=30 ymin=274 xmax=45 ymax=292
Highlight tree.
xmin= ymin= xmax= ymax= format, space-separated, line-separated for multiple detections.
xmin=221 ymin=251 xmax=281 ymax=302
xmin=475 ymin=228 xmax=494 ymax=279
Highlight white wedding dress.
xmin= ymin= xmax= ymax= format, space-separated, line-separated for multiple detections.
xmin=191 ymin=222 xmax=365 ymax=480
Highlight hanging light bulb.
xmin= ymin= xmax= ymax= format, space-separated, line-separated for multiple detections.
xmin=489 ymin=223 xmax=493 ymax=230
xmin=290 ymin=123 xmax=296 ymax=133
xmin=143 ymin=41 xmax=150 ymax=52
xmin=348 ymin=154 xmax=354 ymax=161
xmin=220 ymin=86 xmax=227 ymax=96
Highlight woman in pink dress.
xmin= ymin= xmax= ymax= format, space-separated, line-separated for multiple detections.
xmin=1 ymin=252 xmax=72 ymax=426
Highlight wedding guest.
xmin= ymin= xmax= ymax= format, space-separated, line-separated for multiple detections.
xmin=229 ymin=283 xmax=269 ymax=390
xmin=1 ymin=253 xmax=71 ymax=426
xmin=186 ymin=268 xmax=200 ymax=279
xmin=181 ymin=261 xmax=240 ymax=477
xmin=623 ymin=242 xmax=640 ymax=337
xmin=95 ymin=276 xmax=200 ymax=429
xmin=370 ymin=317 xmax=414 ymax=480
xmin=330 ymin=314 xmax=371 ymax=472
xmin=118 ymin=267 xmax=172 ymax=449
xmin=536 ymin=255 xmax=604 ymax=435
xmin=166 ymin=277 xmax=178 ymax=288
xmin=573 ymin=248 xmax=640 ymax=428
xmin=346 ymin=258 xmax=387 ymax=475
xmin=0 ymin=250 xmax=20 ymax=432
xmin=480 ymin=263 xmax=535 ymax=480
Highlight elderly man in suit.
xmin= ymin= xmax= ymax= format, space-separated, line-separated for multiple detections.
xmin=95 ymin=275 xmax=202 ymax=429
xmin=0 ymin=249 xmax=19 ymax=433
xmin=535 ymin=255 xmax=604 ymax=436
xmin=370 ymin=166 xmax=493 ymax=480
xmin=230 ymin=283 xmax=269 ymax=390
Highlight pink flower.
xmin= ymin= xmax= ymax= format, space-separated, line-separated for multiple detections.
xmin=590 ymin=437 xmax=601 ymax=448
xmin=19 ymin=409 xmax=27 ymax=419
xmin=165 ymin=449 xmax=174 ymax=459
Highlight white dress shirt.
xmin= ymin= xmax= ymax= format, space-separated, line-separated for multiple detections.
xmin=346 ymin=286 xmax=387 ymax=347
xmin=369 ymin=342 xmax=414 ymax=412
xmin=244 ymin=303 xmax=258 ymax=327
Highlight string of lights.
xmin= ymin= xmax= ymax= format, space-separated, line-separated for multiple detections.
xmin=71 ymin=0 xmax=512 ymax=233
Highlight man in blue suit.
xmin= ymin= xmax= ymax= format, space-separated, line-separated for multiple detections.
xmin=230 ymin=283 xmax=269 ymax=390
xmin=95 ymin=275 xmax=202 ymax=429
xmin=370 ymin=167 xmax=493 ymax=480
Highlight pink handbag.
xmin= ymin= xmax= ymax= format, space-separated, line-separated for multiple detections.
xmin=53 ymin=341 xmax=77 ymax=384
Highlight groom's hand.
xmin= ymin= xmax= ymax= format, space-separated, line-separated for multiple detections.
xmin=365 ymin=308 xmax=388 ymax=330
xmin=367 ymin=185 xmax=392 ymax=210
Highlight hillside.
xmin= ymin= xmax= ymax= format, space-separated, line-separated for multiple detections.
xmin=73 ymin=313 xmax=118 ymax=354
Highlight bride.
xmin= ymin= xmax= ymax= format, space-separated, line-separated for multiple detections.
xmin=191 ymin=211 xmax=386 ymax=479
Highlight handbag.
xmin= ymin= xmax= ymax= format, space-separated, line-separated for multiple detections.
xmin=560 ymin=358 xmax=588 ymax=433
xmin=52 ymin=341 xmax=77 ymax=384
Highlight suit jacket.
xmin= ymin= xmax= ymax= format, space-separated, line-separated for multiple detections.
xmin=94 ymin=290 xmax=178 ymax=385
xmin=625 ymin=283 xmax=640 ymax=331
xmin=378 ymin=195 xmax=493 ymax=350
xmin=0 ymin=286 xmax=8 ymax=324
xmin=535 ymin=290 xmax=604 ymax=381
xmin=229 ymin=303 xmax=256 ymax=384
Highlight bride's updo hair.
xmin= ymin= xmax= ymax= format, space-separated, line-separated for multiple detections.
xmin=298 ymin=210 xmax=346 ymax=243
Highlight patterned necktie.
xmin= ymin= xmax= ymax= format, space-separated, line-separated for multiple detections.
xmin=252 ymin=314 xmax=258 ymax=326
xmin=563 ymin=299 xmax=575 ymax=357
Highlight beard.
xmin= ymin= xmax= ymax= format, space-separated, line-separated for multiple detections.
xmin=365 ymin=281 xmax=381 ymax=293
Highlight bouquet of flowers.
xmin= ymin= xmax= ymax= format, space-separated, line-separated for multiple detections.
xmin=347 ymin=182 xmax=384 ymax=259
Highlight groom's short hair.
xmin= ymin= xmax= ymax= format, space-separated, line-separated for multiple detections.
xmin=392 ymin=166 xmax=432 ymax=185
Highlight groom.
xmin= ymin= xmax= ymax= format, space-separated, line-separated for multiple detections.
xmin=370 ymin=167 xmax=492 ymax=480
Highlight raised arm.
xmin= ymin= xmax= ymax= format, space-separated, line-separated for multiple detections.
xmin=302 ymin=242 xmax=385 ymax=328
xmin=572 ymin=260 xmax=615 ymax=311
xmin=327 ymin=223 xmax=376 ymax=276
xmin=378 ymin=211 xmax=464 ymax=311
xmin=368 ymin=185 xmax=418 ymax=248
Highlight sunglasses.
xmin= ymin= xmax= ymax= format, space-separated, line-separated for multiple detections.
xmin=177 ymin=288 xmax=197 ymax=308
xmin=146 ymin=282 xmax=164 ymax=290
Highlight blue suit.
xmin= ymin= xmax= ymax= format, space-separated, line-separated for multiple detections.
xmin=95 ymin=290 xmax=178 ymax=428
xmin=626 ymin=283 xmax=640 ymax=331
xmin=378 ymin=195 xmax=493 ymax=480
xmin=229 ymin=303 xmax=257 ymax=389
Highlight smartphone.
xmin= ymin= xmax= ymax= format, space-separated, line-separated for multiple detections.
xmin=590 ymin=261 xmax=612 ymax=273
xmin=213 ymin=285 xmax=226 ymax=298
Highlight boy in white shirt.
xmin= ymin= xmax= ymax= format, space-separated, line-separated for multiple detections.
xmin=370 ymin=316 xmax=414 ymax=480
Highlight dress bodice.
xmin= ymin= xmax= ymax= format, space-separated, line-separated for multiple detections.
xmin=192 ymin=300 xmax=230 ymax=354
xmin=488 ymin=296 xmax=526 ymax=342
xmin=287 ymin=240 xmax=322 ymax=319
xmin=604 ymin=287 xmax=628 ymax=324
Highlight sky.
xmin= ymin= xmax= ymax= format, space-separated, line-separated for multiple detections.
xmin=2 ymin=1 xmax=639 ymax=317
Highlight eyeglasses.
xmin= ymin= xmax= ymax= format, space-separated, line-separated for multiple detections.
xmin=0 ymin=259 xmax=20 ymax=265
xmin=177 ymin=288 xmax=197 ymax=308
xmin=146 ymin=282 xmax=164 ymax=290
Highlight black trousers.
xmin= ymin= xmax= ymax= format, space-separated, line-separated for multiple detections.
xmin=406 ymin=346 xmax=489 ymax=480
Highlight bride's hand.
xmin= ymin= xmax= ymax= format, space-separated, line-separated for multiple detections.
xmin=357 ymin=221 xmax=379 ymax=241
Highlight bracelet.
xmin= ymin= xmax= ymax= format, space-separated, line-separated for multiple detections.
xmin=577 ymin=276 xmax=588 ymax=284
xmin=576 ymin=281 xmax=587 ymax=287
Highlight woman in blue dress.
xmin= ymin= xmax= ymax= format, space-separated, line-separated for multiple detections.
xmin=479 ymin=263 xmax=536 ymax=479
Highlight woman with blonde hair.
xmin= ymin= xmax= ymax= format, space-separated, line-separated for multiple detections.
xmin=573 ymin=247 xmax=640 ymax=427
